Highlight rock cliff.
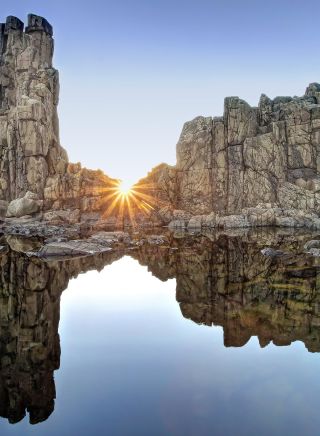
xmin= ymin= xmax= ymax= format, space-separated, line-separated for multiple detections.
xmin=2 ymin=14 xmax=320 ymax=230
xmin=137 ymin=86 xmax=320 ymax=229
xmin=0 ymin=15 xmax=119 ymax=224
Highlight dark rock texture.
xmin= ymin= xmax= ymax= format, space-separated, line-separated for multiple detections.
xmin=0 ymin=246 xmax=122 ymax=424
xmin=1 ymin=228 xmax=320 ymax=424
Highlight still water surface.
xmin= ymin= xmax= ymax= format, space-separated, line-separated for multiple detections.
xmin=1 ymin=238 xmax=320 ymax=435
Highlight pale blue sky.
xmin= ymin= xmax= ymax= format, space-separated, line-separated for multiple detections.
xmin=2 ymin=1 xmax=320 ymax=185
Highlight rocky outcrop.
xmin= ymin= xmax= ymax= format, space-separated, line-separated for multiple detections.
xmin=2 ymin=13 xmax=320 ymax=230
xmin=137 ymin=85 xmax=320 ymax=229
xmin=0 ymin=15 xmax=65 ymax=200
xmin=0 ymin=15 xmax=119 ymax=222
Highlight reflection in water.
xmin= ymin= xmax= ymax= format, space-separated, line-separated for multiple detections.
xmin=0 ymin=248 xmax=123 ymax=425
xmin=0 ymin=229 xmax=320 ymax=425
xmin=133 ymin=230 xmax=320 ymax=352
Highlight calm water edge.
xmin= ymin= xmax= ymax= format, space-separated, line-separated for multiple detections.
xmin=1 ymin=249 xmax=320 ymax=436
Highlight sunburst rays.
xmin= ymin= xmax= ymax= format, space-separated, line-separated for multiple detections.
xmin=97 ymin=179 xmax=165 ymax=228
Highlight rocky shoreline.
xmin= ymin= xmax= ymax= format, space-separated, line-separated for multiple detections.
xmin=0 ymin=222 xmax=320 ymax=262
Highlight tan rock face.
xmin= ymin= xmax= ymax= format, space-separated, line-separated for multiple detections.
xmin=0 ymin=15 xmax=62 ymax=200
xmin=139 ymin=84 xmax=320 ymax=228
xmin=6 ymin=191 xmax=41 ymax=218
xmin=2 ymin=14 xmax=320 ymax=229
xmin=0 ymin=15 xmax=118 ymax=220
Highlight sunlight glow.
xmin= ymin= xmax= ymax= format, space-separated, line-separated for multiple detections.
xmin=117 ymin=180 xmax=133 ymax=196
xmin=96 ymin=178 xmax=163 ymax=229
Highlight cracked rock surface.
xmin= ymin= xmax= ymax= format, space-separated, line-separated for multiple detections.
xmin=137 ymin=85 xmax=320 ymax=229
xmin=2 ymin=14 xmax=320 ymax=231
xmin=0 ymin=14 xmax=118 ymax=222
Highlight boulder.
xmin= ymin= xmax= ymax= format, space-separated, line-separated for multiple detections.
xmin=261 ymin=248 xmax=286 ymax=257
xmin=6 ymin=192 xmax=40 ymax=218
xmin=6 ymin=235 xmax=42 ymax=253
xmin=304 ymin=240 xmax=320 ymax=251
xmin=37 ymin=240 xmax=112 ymax=259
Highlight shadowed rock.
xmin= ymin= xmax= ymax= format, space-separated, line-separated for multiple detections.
xmin=0 ymin=247 xmax=123 ymax=424
xmin=131 ymin=228 xmax=320 ymax=352
xmin=1 ymin=228 xmax=320 ymax=425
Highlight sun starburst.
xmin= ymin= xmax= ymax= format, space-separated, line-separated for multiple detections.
xmin=117 ymin=181 xmax=133 ymax=196
xmin=95 ymin=177 xmax=168 ymax=229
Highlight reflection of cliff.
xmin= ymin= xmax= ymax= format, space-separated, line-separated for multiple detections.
xmin=132 ymin=229 xmax=320 ymax=352
xmin=0 ymin=248 xmax=122 ymax=424
xmin=2 ymin=229 xmax=320 ymax=425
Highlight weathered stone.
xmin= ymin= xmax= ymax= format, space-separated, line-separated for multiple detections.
xmin=0 ymin=14 xmax=119 ymax=224
xmin=6 ymin=235 xmax=42 ymax=253
xmin=0 ymin=200 xmax=8 ymax=216
xmin=261 ymin=247 xmax=286 ymax=257
xmin=25 ymin=14 xmax=53 ymax=36
xmin=2 ymin=13 xmax=320 ymax=231
xmin=304 ymin=240 xmax=320 ymax=251
xmin=37 ymin=240 xmax=112 ymax=258
xmin=138 ymin=82 xmax=320 ymax=230
xmin=6 ymin=192 xmax=40 ymax=218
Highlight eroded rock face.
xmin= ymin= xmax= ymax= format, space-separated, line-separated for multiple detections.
xmin=0 ymin=14 xmax=118 ymax=221
xmin=137 ymin=86 xmax=320 ymax=229
xmin=0 ymin=15 xmax=63 ymax=200
xmin=2 ymin=13 xmax=320 ymax=230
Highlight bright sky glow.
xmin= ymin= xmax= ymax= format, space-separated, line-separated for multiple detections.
xmin=117 ymin=180 xmax=133 ymax=196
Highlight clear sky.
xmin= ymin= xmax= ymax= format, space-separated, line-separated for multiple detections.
xmin=2 ymin=0 xmax=320 ymax=185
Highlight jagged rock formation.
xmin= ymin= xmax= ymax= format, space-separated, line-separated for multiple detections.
xmin=0 ymin=15 xmax=118 ymax=223
xmin=137 ymin=86 xmax=320 ymax=229
xmin=2 ymin=13 xmax=320 ymax=231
